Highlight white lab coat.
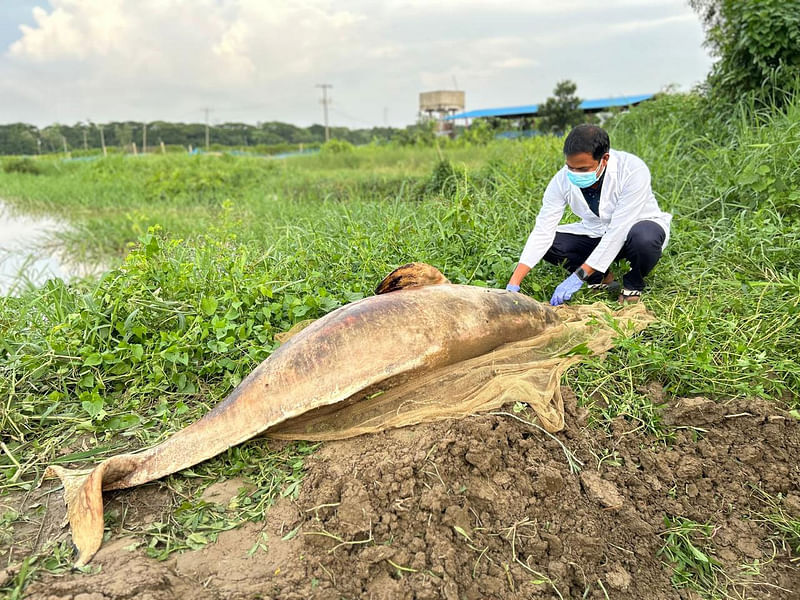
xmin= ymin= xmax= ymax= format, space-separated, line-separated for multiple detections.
xmin=518 ymin=149 xmax=672 ymax=274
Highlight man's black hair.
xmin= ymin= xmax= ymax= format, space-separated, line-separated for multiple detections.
xmin=563 ymin=124 xmax=610 ymax=160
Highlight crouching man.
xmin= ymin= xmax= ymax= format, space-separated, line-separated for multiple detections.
xmin=506 ymin=124 xmax=672 ymax=305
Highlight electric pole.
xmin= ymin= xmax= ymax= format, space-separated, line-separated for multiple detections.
xmin=99 ymin=124 xmax=107 ymax=157
xmin=315 ymin=84 xmax=332 ymax=142
xmin=83 ymin=126 xmax=88 ymax=150
xmin=142 ymin=122 xmax=147 ymax=154
xmin=203 ymin=108 xmax=212 ymax=149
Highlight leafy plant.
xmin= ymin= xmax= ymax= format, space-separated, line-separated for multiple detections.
xmin=690 ymin=0 xmax=800 ymax=105
xmin=2 ymin=157 xmax=42 ymax=175
xmin=459 ymin=119 xmax=495 ymax=146
xmin=658 ymin=516 xmax=726 ymax=596
xmin=320 ymin=139 xmax=355 ymax=155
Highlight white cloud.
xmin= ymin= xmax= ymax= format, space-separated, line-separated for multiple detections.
xmin=0 ymin=0 xmax=713 ymax=127
xmin=8 ymin=0 xmax=366 ymax=86
xmin=10 ymin=1 xmax=131 ymax=61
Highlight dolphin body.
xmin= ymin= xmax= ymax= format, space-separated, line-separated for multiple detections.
xmin=46 ymin=264 xmax=561 ymax=566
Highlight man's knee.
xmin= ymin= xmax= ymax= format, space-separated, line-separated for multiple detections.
xmin=626 ymin=221 xmax=665 ymax=251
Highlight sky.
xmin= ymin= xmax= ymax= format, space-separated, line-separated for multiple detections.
xmin=0 ymin=0 xmax=714 ymax=129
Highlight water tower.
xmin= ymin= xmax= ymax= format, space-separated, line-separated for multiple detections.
xmin=419 ymin=90 xmax=465 ymax=135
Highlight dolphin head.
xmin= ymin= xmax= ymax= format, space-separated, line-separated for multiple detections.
xmin=374 ymin=262 xmax=451 ymax=295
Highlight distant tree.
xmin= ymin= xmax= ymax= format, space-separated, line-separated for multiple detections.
xmin=0 ymin=119 xmax=399 ymax=155
xmin=394 ymin=120 xmax=437 ymax=147
xmin=0 ymin=124 xmax=39 ymax=154
xmin=461 ymin=119 xmax=494 ymax=145
xmin=480 ymin=116 xmax=506 ymax=131
xmin=114 ymin=123 xmax=133 ymax=148
xmin=690 ymin=0 xmax=800 ymax=104
xmin=517 ymin=116 xmax=536 ymax=131
xmin=40 ymin=125 xmax=64 ymax=153
xmin=307 ymin=124 xmax=327 ymax=142
xmin=537 ymin=80 xmax=584 ymax=135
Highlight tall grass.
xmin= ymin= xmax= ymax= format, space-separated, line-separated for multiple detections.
xmin=0 ymin=92 xmax=798 ymax=593
xmin=1 ymin=94 xmax=798 ymax=465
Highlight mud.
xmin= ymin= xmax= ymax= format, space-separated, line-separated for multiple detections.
xmin=17 ymin=390 xmax=800 ymax=599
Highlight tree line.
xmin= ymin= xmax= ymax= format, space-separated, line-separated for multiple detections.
xmin=0 ymin=120 xmax=402 ymax=156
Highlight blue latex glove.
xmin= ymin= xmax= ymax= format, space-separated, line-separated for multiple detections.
xmin=505 ymin=283 xmax=520 ymax=293
xmin=550 ymin=273 xmax=584 ymax=306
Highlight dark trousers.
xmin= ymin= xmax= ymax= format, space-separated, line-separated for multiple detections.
xmin=542 ymin=220 xmax=666 ymax=291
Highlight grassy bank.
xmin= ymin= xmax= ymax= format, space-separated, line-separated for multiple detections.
xmin=1 ymin=93 xmax=799 ymax=595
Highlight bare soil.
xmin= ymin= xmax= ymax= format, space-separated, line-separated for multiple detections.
xmin=13 ymin=389 xmax=800 ymax=599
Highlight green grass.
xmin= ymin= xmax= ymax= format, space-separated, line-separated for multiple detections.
xmin=658 ymin=516 xmax=728 ymax=597
xmin=750 ymin=487 xmax=800 ymax=556
xmin=1 ymin=91 xmax=799 ymax=595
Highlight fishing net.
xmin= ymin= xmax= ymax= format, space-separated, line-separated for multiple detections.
xmin=46 ymin=295 xmax=654 ymax=567
xmin=266 ymin=302 xmax=654 ymax=440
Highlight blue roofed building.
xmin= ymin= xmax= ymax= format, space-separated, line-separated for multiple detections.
xmin=443 ymin=93 xmax=654 ymax=122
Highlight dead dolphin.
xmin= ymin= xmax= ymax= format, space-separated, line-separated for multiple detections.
xmin=46 ymin=263 xmax=561 ymax=565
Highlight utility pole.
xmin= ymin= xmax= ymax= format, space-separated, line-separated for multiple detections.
xmin=315 ymin=84 xmax=332 ymax=142
xmin=83 ymin=126 xmax=88 ymax=150
xmin=142 ymin=122 xmax=147 ymax=154
xmin=203 ymin=108 xmax=212 ymax=150
xmin=99 ymin=124 xmax=107 ymax=157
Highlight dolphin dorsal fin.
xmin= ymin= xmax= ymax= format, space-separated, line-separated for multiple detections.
xmin=375 ymin=263 xmax=450 ymax=295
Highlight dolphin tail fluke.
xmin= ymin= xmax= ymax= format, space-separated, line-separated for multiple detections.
xmin=45 ymin=454 xmax=141 ymax=566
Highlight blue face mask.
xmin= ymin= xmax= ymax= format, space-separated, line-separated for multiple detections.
xmin=567 ymin=160 xmax=605 ymax=188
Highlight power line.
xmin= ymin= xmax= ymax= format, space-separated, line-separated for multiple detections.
xmin=315 ymin=84 xmax=332 ymax=142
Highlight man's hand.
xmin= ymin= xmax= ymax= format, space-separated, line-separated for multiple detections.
xmin=505 ymin=283 xmax=521 ymax=293
xmin=550 ymin=273 xmax=584 ymax=306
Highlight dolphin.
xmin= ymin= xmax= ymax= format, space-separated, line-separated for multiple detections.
xmin=46 ymin=263 xmax=561 ymax=566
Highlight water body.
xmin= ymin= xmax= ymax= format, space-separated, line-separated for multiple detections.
xmin=0 ymin=201 xmax=94 ymax=296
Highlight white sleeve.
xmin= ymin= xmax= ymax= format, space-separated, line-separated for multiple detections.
xmin=518 ymin=175 xmax=567 ymax=268
xmin=584 ymin=166 xmax=651 ymax=273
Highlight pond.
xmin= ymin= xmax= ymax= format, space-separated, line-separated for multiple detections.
xmin=0 ymin=201 xmax=97 ymax=295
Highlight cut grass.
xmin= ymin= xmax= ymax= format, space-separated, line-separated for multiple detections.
xmin=749 ymin=487 xmax=800 ymax=557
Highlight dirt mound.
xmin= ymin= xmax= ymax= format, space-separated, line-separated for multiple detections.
xmin=22 ymin=391 xmax=800 ymax=599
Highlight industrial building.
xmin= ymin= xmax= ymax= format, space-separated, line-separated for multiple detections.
xmin=443 ymin=93 xmax=654 ymax=125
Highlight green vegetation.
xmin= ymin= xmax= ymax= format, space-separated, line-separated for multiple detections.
xmin=1 ymin=89 xmax=799 ymax=596
xmin=751 ymin=487 xmax=800 ymax=556
xmin=691 ymin=0 xmax=800 ymax=105
xmin=0 ymin=119 xmax=400 ymax=156
xmin=659 ymin=516 xmax=726 ymax=596
xmin=537 ymin=80 xmax=586 ymax=135
xmin=1 ymin=157 xmax=42 ymax=176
